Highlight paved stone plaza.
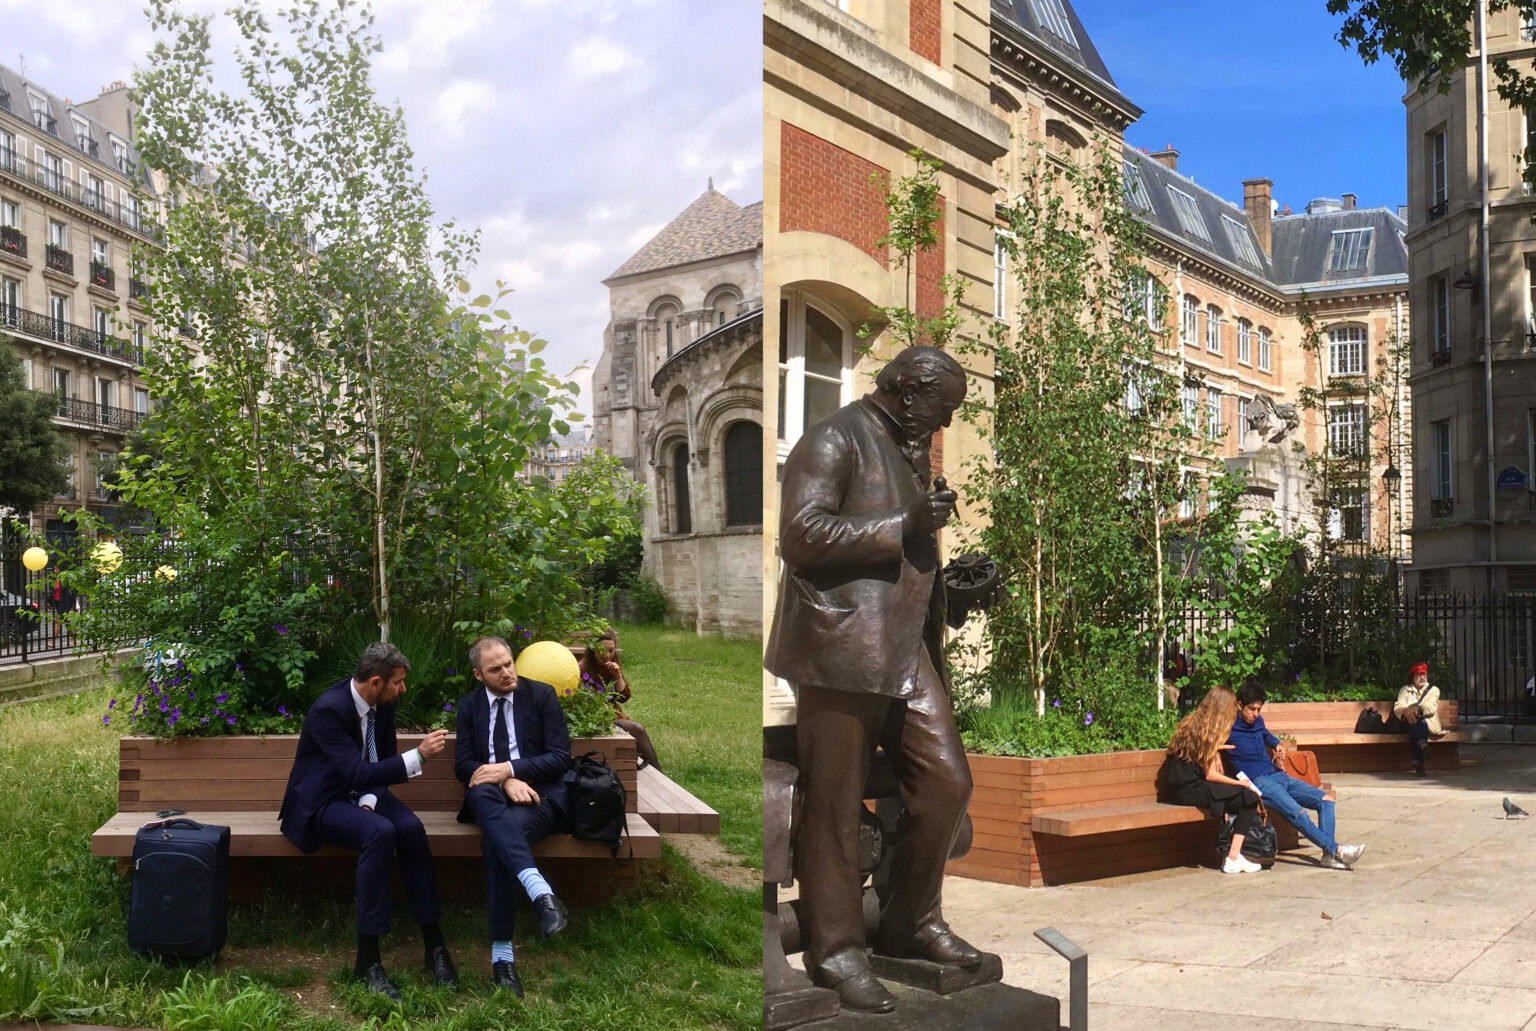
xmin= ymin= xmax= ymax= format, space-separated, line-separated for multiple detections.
xmin=946 ymin=744 xmax=1536 ymax=1030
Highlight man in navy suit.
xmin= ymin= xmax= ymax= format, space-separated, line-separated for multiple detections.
xmin=279 ymin=641 xmax=457 ymax=1001
xmin=454 ymin=635 xmax=573 ymax=997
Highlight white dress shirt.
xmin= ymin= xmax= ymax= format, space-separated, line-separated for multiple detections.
xmin=350 ymin=681 xmax=423 ymax=811
xmin=485 ymin=685 xmax=521 ymax=767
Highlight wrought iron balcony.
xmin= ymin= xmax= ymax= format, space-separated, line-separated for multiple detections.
xmin=1428 ymin=198 xmax=1449 ymax=221
xmin=1 ymin=304 xmax=142 ymax=364
xmin=129 ymin=277 xmax=147 ymax=301
xmin=1430 ymin=347 xmax=1451 ymax=367
xmin=0 ymin=147 xmax=161 ymax=240
xmin=45 ymin=245 xmax=73 ymax=276
xmin=0 ymin=89 xmax=10 ymax=112
xmin=92 ymin=486 xmax=117 ymax=501
xmin=77 ymin=135 xmax=98 ymax=159
xmin=31 ymin=111 xmax=57 ymax=136
xmin=1431 ymin=497 xmax=1454 ymax=518
xmin=89 ymin=261 xmax=115 ymax=290
xmin=47 ymin=393 xmax=144 ymax=433
xmin=0 ymin=225 xmax=24 ymax=259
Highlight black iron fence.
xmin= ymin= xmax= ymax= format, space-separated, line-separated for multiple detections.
xmin=0 ymin=533 xmax=86 ymax=665
xmin=1160 ymin=592 xmax=1536 ymax=719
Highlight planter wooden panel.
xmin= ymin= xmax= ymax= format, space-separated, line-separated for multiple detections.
xmin=947 ymin=748 xmax=1218 ymax=888
xmin=115 ymin=732 xmax=638 ymax=813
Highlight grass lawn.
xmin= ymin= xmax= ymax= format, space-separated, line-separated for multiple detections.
xmin=0 ymin=624 xmax=762 ymax=1030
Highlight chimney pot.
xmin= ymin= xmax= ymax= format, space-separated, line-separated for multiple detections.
xmin=1148 ymin=146 xmax=1179 ymax=171
xmin=1342 ymin=192 xmax=1357 ymax=210
xmin=1242 ymin=178 xmax=1274 ymax=258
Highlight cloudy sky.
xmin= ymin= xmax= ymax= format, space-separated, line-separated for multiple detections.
xmin=0 ymin=0 xmax=763 ymax=419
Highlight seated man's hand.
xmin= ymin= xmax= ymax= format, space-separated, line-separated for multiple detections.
xmin=469 ymin=762 xmax=513 ymax=787
xmin=502 ymin=778 xmax=540 ymax=806
xmin=1272 ymin=743 xmax=1287 ymax=764
xmin=418 ymin=728 xmax=449 ymax=758
xmin=1401 ymin=709 xmax=1419 ymax=723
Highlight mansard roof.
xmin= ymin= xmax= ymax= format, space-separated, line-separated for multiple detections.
xmin=605 ymin=188 xmax=762 ymax=282
xmin=991 ymin=0 xmax=1117 ymax=88
xmin=0 ymin=64 xmax=154 ymax=192
xmin=1269 ymin=206 xmax=1409 ymax=289
xmin=1124 ymin=144 xmax=1408 ymax=294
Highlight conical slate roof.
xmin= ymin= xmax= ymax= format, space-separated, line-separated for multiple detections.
xmin=605 ymin=188 xmax=762 ymax=282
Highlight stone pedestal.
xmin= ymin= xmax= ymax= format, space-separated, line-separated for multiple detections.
xmin=1225 ymin=443 xmax=1319 ymax=542
xmin=797 ymin=979 xmax=1060 ymax=1030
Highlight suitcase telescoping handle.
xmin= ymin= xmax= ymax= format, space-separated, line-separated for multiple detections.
xmin=138 ymin=817 xmax=205 ymax=833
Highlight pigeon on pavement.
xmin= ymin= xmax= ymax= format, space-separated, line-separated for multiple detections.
xmin=1504 ymin=797 xmax=1529 ymax=820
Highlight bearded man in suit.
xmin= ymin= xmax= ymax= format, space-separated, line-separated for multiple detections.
xmin=454 ymin=635 xmax=573 ymax=998
xmin=764 ymin=345 xmax=977 ymax=1014
xmin=279 ymin=641 xmax=456 ymax=1001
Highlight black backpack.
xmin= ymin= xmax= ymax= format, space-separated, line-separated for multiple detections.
xmin=564 ymin=751 xmax=627 ymax=854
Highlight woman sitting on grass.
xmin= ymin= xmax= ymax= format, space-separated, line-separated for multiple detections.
xmin=1161 ymin=685 xmax=1264 ymax=874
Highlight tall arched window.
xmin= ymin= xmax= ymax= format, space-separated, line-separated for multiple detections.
xmin=723 ymin=421 xmax=763 ymax=526
xmin=708 ymin=286 xmax=741 ymax=327
xmin=778 ymin=292 xmax=853 ymax=460
xmin=671 ymin=442 xmax=691 ymax=534
xmin=650 ymin=299 xmax=680 ymax=361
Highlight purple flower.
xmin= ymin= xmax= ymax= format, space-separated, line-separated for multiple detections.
xmin=1084 ymin=712 xmax=1094 ymax=727
xmin=443 ymin=702 xmax=454 ymax=712
xmin=147 ymin=680 xmax=158 ymax=691
xmin=235 ymin=663 xmax=242 ymax=671
xmin=226 ymin=716 xmax=236 ymax=725
xmin=159 ymin=700 xmax=168 ymax=713
xmin=102 ymin=714 xmax=111 ymax=725
xmin=447 ymin=668 xmax=455 ymax=676
xmin=200 ymin=717 xmax=210 ymax=725
xmin=278 ymin=706 xmax=287 ymax=716
xmin=274 ymin=623 xmax=288 ymax=635
xmin=215 ymin=693 xmax=229 ymax=704
xmin=170 ymin=707 xmax=181 ymax=721
xmin=523 ymin=629 xmax=531 ymax=639
xmin=135 ymin=693 xmax=142 ymax=704
xmin=107 ymin=698 xmax=117 ymax=709
xmin=1052 ymin=699 xmax=1060 ymax=708
xmin=188 ymin=691 xmax=195 ymax=700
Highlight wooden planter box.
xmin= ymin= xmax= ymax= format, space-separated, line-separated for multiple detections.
xmin=946 ymin=749 xmax=1216 ymax=888
xmin=115 ymin=732 xmax=638 ymax=814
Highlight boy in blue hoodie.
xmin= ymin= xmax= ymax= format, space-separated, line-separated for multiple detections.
xmin=1228 ymin=680 xmax=1365 ymax=870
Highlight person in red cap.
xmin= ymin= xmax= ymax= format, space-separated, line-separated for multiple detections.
xmin=1395 ymin=662 xmax=1445 ymax=776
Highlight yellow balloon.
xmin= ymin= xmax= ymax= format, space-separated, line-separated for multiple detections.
xmin=516 ymin=640 xmax=581 ymax=698
xmin=91 ymin=540 xmax=123 ymax=574
xmin=21 ymin=547 xmax=47 ymax=572
xmin=154 ymin=565 xmax=177 ymax=582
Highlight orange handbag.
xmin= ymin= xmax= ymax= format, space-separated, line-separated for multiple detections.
xmin=1279 ymin=748 xmax=1321 ymax=786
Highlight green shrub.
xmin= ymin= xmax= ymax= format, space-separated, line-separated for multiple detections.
xmin=621 ymin=572 xmax=668 ymax=624
xmin=158 ymin=973 xmax=291 ymax=1031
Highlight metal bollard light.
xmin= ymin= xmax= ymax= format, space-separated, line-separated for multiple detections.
xmin=1034 ymin=926 xmax=1086 ymax=1031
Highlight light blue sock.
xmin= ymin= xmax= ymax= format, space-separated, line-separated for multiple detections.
xmin=517 ymin=867 xmax=553 ymax=902
xmin=491 ymin=940 xmax=514 ymax=964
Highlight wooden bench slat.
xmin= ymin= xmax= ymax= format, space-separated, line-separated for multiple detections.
xmin=635 ymin=765 xmax=720 ymax=835
xmin=1031 ymin=802 xmax=1209 ymax=837
xmin=90 ymin=811 xmax=660 ymax=859
xmin=1289 ymin=731 xmax=1467 ymax=746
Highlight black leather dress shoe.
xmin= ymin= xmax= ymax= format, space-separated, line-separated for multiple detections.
xmin=810 ymin=967 xmax=896 ymax=1013
xmin=491 ymin=959 xmax=524 ymax=997
xmin=426 ymin=944 xmax=458 ymax=989
xmin=356 ymin=962 xmax=403 ymax=1003
xmin=533 ymin=893 xmax=569 ymax=938
xmin=873 ymin=923 xmax=984 ymax=968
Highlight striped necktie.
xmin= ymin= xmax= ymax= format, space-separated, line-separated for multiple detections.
xmin=365 ymin=708 xmax=377 ymax=764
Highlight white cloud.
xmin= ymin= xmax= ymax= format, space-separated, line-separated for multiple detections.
xmin=434 ymin=79 xmax=492 ymax=134
xmin=567 ymin=37 xmax=635 ymax=79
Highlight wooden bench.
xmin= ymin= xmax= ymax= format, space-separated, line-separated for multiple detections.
xmin=1264 ymin=700 xmax=1463 ymax=773
xmin=636 ymin=765 xmax=720 ymax=835
xmin=92 ymin=733 xmax=662 ymax=902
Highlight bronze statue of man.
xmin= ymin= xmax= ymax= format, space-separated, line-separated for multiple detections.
xmin=765 ymin=345 xmax=979 ymax=1014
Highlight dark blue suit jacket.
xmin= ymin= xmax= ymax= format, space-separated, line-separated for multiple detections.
xmin=279 ymin=679 xmax=410 ymax=853
xmin=454 ymin=677 xmax=572 ymax=820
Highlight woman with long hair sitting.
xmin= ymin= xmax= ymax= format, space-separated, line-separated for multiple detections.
xmin=1163 ymin=685 xmax=1264 ymax=874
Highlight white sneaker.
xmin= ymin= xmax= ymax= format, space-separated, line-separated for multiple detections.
xmin=1222 ymin=855 xmax=1262 ymax=874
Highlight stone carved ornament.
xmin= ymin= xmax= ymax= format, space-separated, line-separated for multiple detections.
xmin=1246 ymin=394 xmax=1300 ymax=446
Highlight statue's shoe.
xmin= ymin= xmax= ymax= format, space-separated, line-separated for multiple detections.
xmin=873 ymin=922 xmax=983 ymax=968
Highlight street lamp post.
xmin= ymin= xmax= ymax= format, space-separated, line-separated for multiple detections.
xmin=1383 ymin=463 xmax=1402 ymax=606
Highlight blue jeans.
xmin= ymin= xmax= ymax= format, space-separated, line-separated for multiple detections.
xmin=1253 ymin=771 xmax=1338 ymax=856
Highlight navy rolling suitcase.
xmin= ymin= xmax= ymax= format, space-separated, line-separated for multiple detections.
xmin=128 ymin=817 xmax=230 ymax=960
